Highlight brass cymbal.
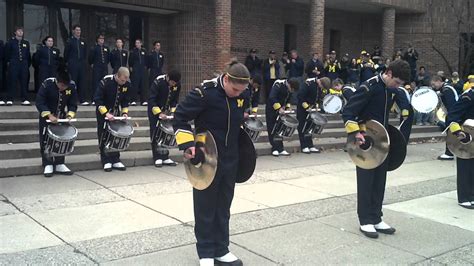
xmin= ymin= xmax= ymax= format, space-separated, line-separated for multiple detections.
xmin=184 ymin=131 xmax=218 ymax=190
xmin=237 ymin=128 xmax=257 ymax=183
xmin=386 ymin=124 xmax=407 ymax=171
xmin=346 ymin=120 xmax=390 ymax=169
xmin=447 ymin=119 xmax=474 ymax=159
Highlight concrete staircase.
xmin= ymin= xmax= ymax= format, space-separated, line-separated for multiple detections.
xmin=0 ymin=105 xmax=444 ymax=178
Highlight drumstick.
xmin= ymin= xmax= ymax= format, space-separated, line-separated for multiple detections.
xmin=283 ymin=111 xmax=295 ymax=114
xmin=106 ymin=116 xmax=132 ymax=121
xmin=249 ymin=114 xmax=262 ymax=118
xmin=46 ymin=119 xmax=77 ymax=123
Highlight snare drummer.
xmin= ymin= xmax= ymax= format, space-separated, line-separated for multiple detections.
xmin=35 ymin=70 xmax=78 ymax=177
xmin=148 ymin=70 xmax=181 ymax=167
xmin=342 ymin=60 xmax=411 ymax=238
xmin=431 ymin=75 xmax=459 ymax=160
xmin=94 ymin=67 xmax=131 ymax=172
xmin=241 ymin=75 xmax=262 ymax=116
xmin=265 ymin=78 xmax=300 ymax=156
xmin=296 ymin=77 xmax=330 ymax=154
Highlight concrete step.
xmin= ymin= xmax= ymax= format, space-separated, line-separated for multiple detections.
xmin=0 ymin=125 xmax=442 ymax=160
xmin=0 ymin=132 xmax=445 ymax=178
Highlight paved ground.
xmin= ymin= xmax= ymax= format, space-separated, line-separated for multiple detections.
xmin=0 ymin=142 xmax=473 ymax=265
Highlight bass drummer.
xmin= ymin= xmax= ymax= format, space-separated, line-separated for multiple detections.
xmin=36 ymin=70 xmax=78 ymax=177
xmin=148 ymin=70 xmax=181 ymax=167
xmin=266 ymin=78 xmax=300 ymax=156
xmin=296 ymin=77 xmax=330 ymax=154
xmin=342 ymin=59 xmax=411 ymax=238
xmin=94 ymin=67 xmax=131 ymax=172
xmin=431 ymin=75 xmax=459 ymax=160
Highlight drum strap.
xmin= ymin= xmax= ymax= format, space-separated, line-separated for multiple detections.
xmin=112 ymin=86 xmax=121 ymax=116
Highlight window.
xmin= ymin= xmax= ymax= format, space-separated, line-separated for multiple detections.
xmin=96 ymin=11 xmax=118 ymax=48
xmin=284 ymin=24 xmax=297 ymax=53
xmin=0 ymin=0 xmax=6 ymax=40
xmin=56 ymin=7 xmax=80 ymax=53
xmin=24 ymin=4 xmax=49 ymax=48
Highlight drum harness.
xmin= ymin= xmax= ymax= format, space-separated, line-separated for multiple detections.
xmin=99 ymin=85 xmax=122 ymax=147
xmin=271 ymin=89 xmax=292 ymax=137
xmin=42 ymin=88 xmax=65 ymax=158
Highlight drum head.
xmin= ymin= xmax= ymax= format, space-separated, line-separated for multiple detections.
xmin=244 ymin=118 xmax=264 ymax=131
xmin=108 ymin=120 xmax=134 ymax=137
xmin=236 ymin=128 xmax=257 ymax=183
xmin=159 ymin=120 xmax=175 ymax=134
xmin=281 ymin=114 xmax=299 ymax=127
xmin=323 ymin=95 xmax=343 ymax=114
xmin=309 ymin=112 xmax=328 ymax=125
xmin=385 ymin=125 xmax=407 ymax=171
xmin=48 ymin=124 xmax=78 ymax=141
xmin=411 ymin=87 xmax=439 ymax=113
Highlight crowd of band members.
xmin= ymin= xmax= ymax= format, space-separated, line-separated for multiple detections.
xmin=0 ymin=25 xmax=165 ymax=106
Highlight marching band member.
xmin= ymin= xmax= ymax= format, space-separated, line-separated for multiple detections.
xmin=94 ymin=67 xmax=131 ymax=172
xmin=64 ymin=25 xmax=88 ymax=105
xmin=35 ymin=36 xmax=60 ymax=84
xmin=35 ymin=70 xmax=78 ymax=177
xmin=341 ymin=83 xmax=357 ymax=103
xmin=266 ymin=78 xmax=300 ymax=156
xmin=129 ymin=39 xmax=147 ymax=106
xmin=296 ymin=77 xmax=330 ymax=154
xmin=110 ymin=38 xmax=128 ymax=74
xmin=446 ymin=86 xmax=474 ymax=209
xmin=394 ymin=84 xmax=414 ymax=142
xmin=172 ymin=60 xmax=250 ymax=266
xmin=148 ymin=70 xmax=181 ymax=167
xmin=342 ymin=60 xmax=411 ymax=238
xmin=89 ymin=34 xmax=111 ymax=102
xmin=241 ymin=75 xmax=262 ymax=116
xmin=431 ymin=75 xmax=459 ymax=160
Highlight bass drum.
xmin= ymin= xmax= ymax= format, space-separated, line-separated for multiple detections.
xmin=322 ymin=94 xmax=344 ymax=114
xmin=411 ymin=87 xmax=439 ymax=113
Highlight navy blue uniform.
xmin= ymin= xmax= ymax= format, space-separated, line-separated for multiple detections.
xmin=64 ymin=36 xmax=87 ymax=102
xmin=438 ymin=83 xmax=459 ymax=156
xmin=391 ymin=87 xmax=413 ymax=142
xmin=110 ymin=48 xmax=128 ymax=73
xmin=0 ymin=40 xmax=4 ymax=99
xmin=147 ymin=50 xmax=164 ymax=81
xmin=359 ymin=61 xmax=376 ymax=83
xmin=297 ymin=78 xmax=323 ymax=150
xmin=244 ymin=55 xmax=262 ymax=78
xmin=36 ymin=78 xmax=78 ymax=166
xmin=148 ymin=74 xmax=180 ymax=161
xmin=266 ymin=79 xmax=293 ymax=152
xmin=240 ymin=83 xmax=260 ymax=114
xmin=305 ymin=59 xmax=325 ymax=79
xmin=446 ymin=88 xmax=474 ymax=203
xmin=342 ymin=85 xmax=356 ymax=102
xmin=5 ymin=37 xmax=31 ymax=101
xmin=34 ymin=45 xmax=60 ymax=84
xmin=129 ymin=47 xmax=147 ymax=102
xmin=172 ymin=75 xmax=247 ymax=259
xmin=94 ymin=75 xmax=131 ymax=165
xmin=89 ymin=44 xmax=111 ymax=100
xmin=342 ymin=73 xmax=405 ymax=226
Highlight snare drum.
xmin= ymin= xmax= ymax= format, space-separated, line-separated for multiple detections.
xmin=411 ymin=87 xmax=439 ymax=113
xmin=243 ymin=118 xmax=265 ymax=142
xmin=154 ymin=120 xmax=177 ymax=148
xmin=103 ymin=120 xmax=134 ymax=152
xmin=322 ymin=94 xmax=344 ymax=114
xmin=272 ymin=114 xmax=298 ymax=138
xmin=44 ymin=123 xmax=78 ymax=157
xmin=302 ymin=111 xmax=328 ymax=135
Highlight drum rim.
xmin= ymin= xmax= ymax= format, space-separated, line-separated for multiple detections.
xmin=244 ymin=119 xmax=265 ymax=131
xmin=47 ymin=124 xmax=78 ymax=141
xmin=107 ymin=121 xmax=135 ymax=137
xmin=323 ymin=94 xmax=343 ymax=113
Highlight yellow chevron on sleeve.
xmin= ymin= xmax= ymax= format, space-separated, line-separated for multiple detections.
xmin=345 ymin=120 xmax=360 ymax=134
xmin=302 ymin=102 xmax=309 ymax=109
xmin=121 ymin=107 xmax=129 ymax=114
xmin=98 ymin=106 xmax=108 ymax=115
xmin=273 ymin=103 xmax=281 ymax=110
xmin=449 ymin=122 xmax=462 ymax=133
xmin=66 ymin=111 xmax=76 ymax=118
xmin=41 ymin=111 xmax=51 ymax=118
xmin=152 ymin=107 xmax=162 ymax=115
xmin=176 ymin=130 xmax=194 ymax=145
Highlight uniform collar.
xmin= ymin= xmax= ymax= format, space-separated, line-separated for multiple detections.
xmin=379 ymin=73 xmax=387 ymax=86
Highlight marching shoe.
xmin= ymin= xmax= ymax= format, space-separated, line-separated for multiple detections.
xmin=130 ymin=102 xmax=137 ymax=106
xmin=310 ymin=147 xmax=320 ymax=153
xmin=437 ymin=153 xmax=454 ymax=160
xmin=81 ymin=101 xmax=89 ymax=106
xmin=141 ymin=101 xmax=148 ymax=106
xmin=21 ymin=100 xmax=31 ymax=106
xmin=154 ymin=159 xmax=163 ymax=168
xmin=44 ymin=165 xmax=54 ymax=177
xmin=215 ymin=252 xmax=243 ymax=266
xmin=55 ymin=164 xmax=73 ymax=175
xmin=459 ymin=202 xmax=474 ymax=209
xmin=112 ymin=162 xmax=126 ymax=170
xmin=272 ymin=150 xmax=279 ymax=157
xmin=199 ymin=258 xmax=214 ymax=266
xmin=360 ymin=224 xmax=378 ymax=238
xmin=103 ymin=163 xmax=112 ymax=172
xmin=302 ymin=147 xmax=311 ymax=154
xmin=374 ymin=221 xmax=396 ymax=234
xmin=163 ymin=159 xmax=177 ymax=166
xmin=0 ymin=101 xmax=5 ymax=106
xmin=280 ymin=150 xmax=290 ymax=156
xmin=91 ymin=101 xmax=95 ymax=105
xmin=6 ymin=101 xmax=13 ymax=106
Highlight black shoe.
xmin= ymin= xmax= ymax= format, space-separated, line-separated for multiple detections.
xmin=359 ymin=228 xmax=379 ymax=238
xmin=215 ymin=259 xmax=243 ymax=266
xmin=458 ymin=202 xmax=474 ymax=209
xmin=375 ymin=227 xmax=396 ymax=234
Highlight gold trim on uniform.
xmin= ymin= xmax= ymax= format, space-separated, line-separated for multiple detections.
xmin=448 ymin=122 xmax=462 ymax=133
xmin=286 ymin=103 xmax=291 ymax=108
xmin=251 ymin=107 xmax=258 ymax=113
xmin=273 ymin=102 xmax=281 ymax=110
xmin=121 ymin=107 xmax=129 ymax=114
xmin=66 ymin=111 xmax=76 ymax=118
xmin=345 ymin=120 xmax=360 ymax=133
xmin=98 ymin=106 xmax=108 ymax=115
xmin=401 ymin=109 xmax=409 ymax=117
xmin=171 ymin=107 xmax=177 ymax=113
xmin=196 ymin=134 xmax=206 ymax=144
xmin=359 ymin=123 xmax=367 ymax=132
xmin=41 ymin=111 xmax=51 ymax=118
xmin=302 ymin=102 xmax=310 ymax=109
xmin=176 ymin=129 xmax=195 ymax=145
xmin=152 ymin=106 xmax=162 ymax=115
